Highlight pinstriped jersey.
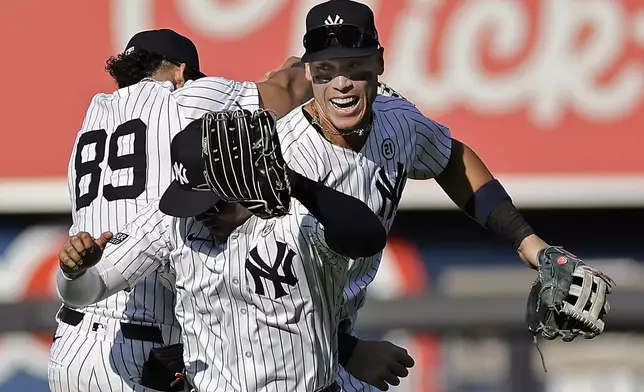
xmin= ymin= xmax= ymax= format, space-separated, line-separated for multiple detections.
xmin=276 ymin=95 xmax=452 ymax=390
xmin=65 ymin=77 xmax=259 ymax=325
xmin=101 ymin=199 xmax=349 ymax=392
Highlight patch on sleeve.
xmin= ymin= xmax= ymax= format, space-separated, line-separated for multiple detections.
xmin=109 ymin=232 xmax=129 ymax=245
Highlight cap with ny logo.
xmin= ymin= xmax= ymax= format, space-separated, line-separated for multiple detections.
xmin=159 ymin=121 xmax=221 ymax=218
xmin=302 ymin=0 xmax=380 ymax=62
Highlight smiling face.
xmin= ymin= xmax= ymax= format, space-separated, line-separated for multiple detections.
xmin=305 ymin=49 xmax=384 ymax=131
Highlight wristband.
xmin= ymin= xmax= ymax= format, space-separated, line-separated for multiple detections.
xmin=464 ymin=179 xmax=511 ymax=226
xmin=291 ymin=61 xmax=305 ymax=68
xmin=465 ymin=179 xmax=534 ymax=250
xmin=487 ymin=200 xmax=535 ymax=250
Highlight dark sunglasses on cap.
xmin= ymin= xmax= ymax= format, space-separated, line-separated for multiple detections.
xmin=303 ymin=24 xmax=379 ymax=53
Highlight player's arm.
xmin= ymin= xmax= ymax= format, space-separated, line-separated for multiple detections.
xmin=174 ymin=76 xmax=261 ymax=121
xmin=174 ymin=57 xmax=311 ymax=121
xmin=256 ymin=59 xmax=313 ymax=118
xmin=56 ymin=200 xmax=173 ymax=308
xmin=435 ymin=139 xmax=547 ymax=269
xmin=289 ymin=169 xmax=386 ymax=259
xmin=403 ymin=103 xmax=545 ymax=269
xmin=56 ymin=231 xmax=127 ymax=309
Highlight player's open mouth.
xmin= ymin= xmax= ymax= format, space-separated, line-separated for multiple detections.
xmin=330 ymin=96 xmax=359 ymax=111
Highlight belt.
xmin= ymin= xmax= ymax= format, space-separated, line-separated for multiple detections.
xmin=59 ymin=306 xmax=164 ymax=344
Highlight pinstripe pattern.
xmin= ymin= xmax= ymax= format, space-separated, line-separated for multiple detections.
xmin=50 ymin=76 xmax=260 ymax=392
xmin=277 ymin=95 xmax=452 ymax=391
xmin=100 ymin=199 xmax=348 ymax=392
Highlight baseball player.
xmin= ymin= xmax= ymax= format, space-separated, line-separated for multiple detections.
xmin=49 ymin=28 xmax=313 ymax=392
xmin=55 ymin=119 xmax=388 ymax=392
xmin=276 ymin=1 xmax=614 ymax=390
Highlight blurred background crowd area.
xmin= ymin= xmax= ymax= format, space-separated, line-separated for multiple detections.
xmin=1 ymin=1 xmax=643 ymax=391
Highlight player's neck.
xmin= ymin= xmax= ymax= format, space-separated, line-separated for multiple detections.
xmin=305 ymin=103 xmax=370 ymax=152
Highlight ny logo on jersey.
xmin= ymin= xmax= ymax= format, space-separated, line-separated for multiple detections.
xmin=325 ymin=15 xmax=343 ymax=25
xmin=375 ymin=162 xmax=407 ymax=221
xmin=173 ymin=162 xmax=189 ymax=185
xmin=246 ymin=242 xmax=298 ymax=299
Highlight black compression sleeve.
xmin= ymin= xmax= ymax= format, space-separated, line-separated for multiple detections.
xmin=463 ymin=179 xmax=534 ymax=250
xmin=486 ymin=200 xmax=535 ymax=250
xmin=287 ymin=169 xmax=386 ymax=258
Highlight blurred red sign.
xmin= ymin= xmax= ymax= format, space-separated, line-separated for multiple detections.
xmin=1 ymin=0 xmax=643 ymax=208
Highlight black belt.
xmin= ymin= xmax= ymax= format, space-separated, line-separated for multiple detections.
xmin=59 ymin=306 xmax=164 ymax=344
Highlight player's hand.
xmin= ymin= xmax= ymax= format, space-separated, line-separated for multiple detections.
xmin=265 ymin=56 xmax=302 ymax=79
xmin=345 ymin=340 xmax=415 ymax=391
xmin=58 ymin=231 xmax=113 ymax=278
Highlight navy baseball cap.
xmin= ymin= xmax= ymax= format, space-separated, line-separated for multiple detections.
xmin=301 ymin=0 xmax=380 ymax=62
xmin=125 ymin=29 xmax=207 ymax=78
xmin=159 ymin=121 xmax=220 ymax=218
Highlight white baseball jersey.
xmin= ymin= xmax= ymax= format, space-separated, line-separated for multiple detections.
xmin=277 ymin=95 xmax=453 ymax=391
xmin=49 ymin=76 xmax=260 ymax=392
xmin=100 ymin=199 xmax=349 ymax=392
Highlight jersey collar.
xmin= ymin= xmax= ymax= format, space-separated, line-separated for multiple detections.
xmin=113 ymin=78 xmax=176 ymax=98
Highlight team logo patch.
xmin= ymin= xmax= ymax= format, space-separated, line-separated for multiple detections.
xmin=91 ymin=322 xmax=106 ymax=335
xmin=246 ymin=242 xmax=298 ymax=299
xmin=376 ymin=162 xmax=406 ymax=221
xmin=109 ymin=232 xmax=129 ymax=245
xmin=173 ymin=162 xmax=189 ymax=185
xmin=325 ymin=15 xmax=343 ymax=25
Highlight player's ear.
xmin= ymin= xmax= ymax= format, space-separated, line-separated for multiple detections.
xmin=174 ymin=63 xmax=187 ymax=88
xmin=304 ymin=63 xmax=313 ymax=82
xmin=376 ymin=47 xmax=385 ymax=76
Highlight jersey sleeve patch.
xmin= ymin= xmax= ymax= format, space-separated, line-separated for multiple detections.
xmin=109 ymin=232 xmax=129 ymax=245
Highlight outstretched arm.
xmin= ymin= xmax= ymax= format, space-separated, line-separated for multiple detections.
xmin=434 ymin=139 xmax=546 ymax=269
xmin=395 ymin=91 xmax=545 ymax=269
xmin=288 ymin=169 xmax=387 ymax=259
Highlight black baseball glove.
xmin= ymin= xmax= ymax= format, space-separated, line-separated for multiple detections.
xmin=526 ymin=246 xmax=615 ymax=343
xmin=377 ymin=81 xmax=411 ymax=102
xmin=201 ymin=108 xmax=291 ymax=219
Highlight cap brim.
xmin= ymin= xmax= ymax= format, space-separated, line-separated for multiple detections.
xmin=302 ymin=46 xmax=379 ymax=63
xmin=159 ymin=181 xmax=221 ymax=218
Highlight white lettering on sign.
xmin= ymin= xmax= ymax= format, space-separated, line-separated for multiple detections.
xmin=386 ymin=0 xmax=644 ymax=128
xmin=110 ymin=0 xmax=644 ymax=129
xmin=111 ymin=0 xmax=287 ymax=47
xmin=176 ymin=0 xmax=287 ymax=39
xmin=111 ymin=0 xmax=153 ymax=51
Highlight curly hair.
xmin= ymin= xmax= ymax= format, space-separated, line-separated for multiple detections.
xmin=105 ymin=48 xmax=203 ymax=88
